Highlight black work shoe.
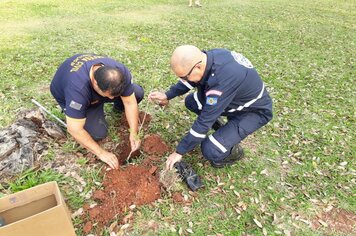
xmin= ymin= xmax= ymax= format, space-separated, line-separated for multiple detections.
xmin=210 ymin=144 xmax=244 ymax=168
xmin=212 ymin=117 xmax=225 ymax=131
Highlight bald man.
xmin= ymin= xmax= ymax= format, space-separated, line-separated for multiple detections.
xmin=149 ymin=45 xmax=273 ymax=169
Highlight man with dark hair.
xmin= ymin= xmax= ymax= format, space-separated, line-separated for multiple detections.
xmin=93 ymin=66 xmax=127 ymax=97
xmin=50 ymin=54 xmax=144 ymax=169
xmin=149 ymin=45 xmax=273 ymax=170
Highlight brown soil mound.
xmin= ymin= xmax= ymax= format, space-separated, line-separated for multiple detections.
xmin=143 ymin=134 xmax=169 ymax=155
xmin=312 ymin=208 xmax=356 ymax=234
xmin=87 ymin=165 xmax=160 ymax=226
xmin=82 ymin=112 xmax=172 ymax=234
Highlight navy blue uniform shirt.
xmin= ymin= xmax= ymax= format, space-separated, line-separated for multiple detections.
xmin=165 ymin=49 xmax=273 ymax=155
xmin=50 ymin=54 xmax=134 ymax=119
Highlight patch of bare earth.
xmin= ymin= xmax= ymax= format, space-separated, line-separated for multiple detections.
xmin=312 ymin=208 xmax=356 ymax=234
xmin=142 ymin=134 xmax=169 ymax=155
xmin=81 ymin=112 xmax=173 ymax=234
xmin=86 ymin=165 xmax=161 ymax=227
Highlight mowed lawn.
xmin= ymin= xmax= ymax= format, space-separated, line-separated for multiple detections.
xmin=0 ymin=0 xmax=355 ymax=235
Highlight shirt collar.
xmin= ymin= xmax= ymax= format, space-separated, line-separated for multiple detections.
xmin=200 ymin=50 xmax=213 ymax=85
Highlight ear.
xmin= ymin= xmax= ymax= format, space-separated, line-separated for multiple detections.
xmin=196 ymin=63 xmax=203 ymax=72
xmin=92 ymin=78 xmax=98 ymax=85
xmin=90 ymin=76 xmax=98 ymax=89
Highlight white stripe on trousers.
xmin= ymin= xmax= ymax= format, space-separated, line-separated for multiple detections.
xmin=208 ymin=134 xmax=228 ymax=153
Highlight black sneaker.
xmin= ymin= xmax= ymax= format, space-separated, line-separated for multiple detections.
xmin=212 ymin=117 xmax=225 ymax=131
xmin=210 ymin=144 xmax=244 ymax=168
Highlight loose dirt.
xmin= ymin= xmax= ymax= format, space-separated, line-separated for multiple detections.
xmin=82 ymin=112 xmax=172 ymax=233
xmin=87 ymin=165 xmax=161 ymax=226
xmin=172 ymin=192 xmax=184 ymax=204
xmin=142 ymin=134 xmax=169 ymax=155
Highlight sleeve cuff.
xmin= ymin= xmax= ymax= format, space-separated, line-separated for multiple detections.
xmin=176 ymin=145 xmax=187 ymax=156
xmin=165 ymin=90 xmax=175 ymax=100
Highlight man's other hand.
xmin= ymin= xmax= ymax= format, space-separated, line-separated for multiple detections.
xmin=166 ymin=152 xmax=183 ymax=170
xmin=148 ymin=91 xmax=169 ymax=106
xmin=98 ymin=151 xmax=119 ymax=170
xmin=129 ymin=133 xmax=141 ymax=152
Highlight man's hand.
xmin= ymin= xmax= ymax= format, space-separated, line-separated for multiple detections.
xmin=129 ymin=133 xmax=141 ymax=152
xmin=66 ymin=117 xmax=119 ymax=170
xmin=148 ymin=91 xmax=169 ymax=106
xmin=166 ymin=152 xmax=183 ymax=170
xmin=98 ymin=150 xmax=119 ymax=170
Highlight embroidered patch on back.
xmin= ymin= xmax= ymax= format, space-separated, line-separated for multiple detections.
xmin=69 ymin=100 xmax=82 ymax=110
xmin=206 ymin=96 xmax=218 ymax=105
xmin=231 ymin=51 xmax=254 ymax=68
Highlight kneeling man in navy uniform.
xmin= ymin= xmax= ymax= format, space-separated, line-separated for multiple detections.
xmin=51 ymin=54 xmax=144 ymax=170
xmin=149 ymin=45 xmax=273 ymax=169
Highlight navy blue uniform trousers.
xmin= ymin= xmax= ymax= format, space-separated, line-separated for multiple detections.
xmin=185 ymin=93 xmax=272 ymax=162
xmin=84 ymin=84 xmax=144 ymax=140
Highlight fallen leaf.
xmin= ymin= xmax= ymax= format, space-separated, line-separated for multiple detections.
xmin=298 ymin=218 xmax=310 ymax=225
xmin=318 ymin=219 xmax=328 ymax=227
xmin=123 ymin=212 xmax=134 ymax=223
xmin=170 ymin=225 xmax=176 ymax=232
xmin=71 ymin=208 xmax=83 ymax=218
xmin=254 ymin=218 xmax=263 ymax=228
xmin=109 ymin=220 xmax=118 ymax=232
xmin=178 ymin=227 xmax=183 ymax=235
xmin=234 ymin=206 xmax=241 ymax=213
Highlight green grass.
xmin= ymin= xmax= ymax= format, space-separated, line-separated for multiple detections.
xmin=8 ymin=168 xmax=66 ymax=192
xmin=0 ymin=0 xmax=355 ymax=235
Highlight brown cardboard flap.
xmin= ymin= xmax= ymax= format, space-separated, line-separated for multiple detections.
xmin=0 ymin=182 xmax=61 ymax=212
xmin=0 ymin=194 xmax=57 ymax=225
xmin=0 ymin=181 xmax=76 ymax=236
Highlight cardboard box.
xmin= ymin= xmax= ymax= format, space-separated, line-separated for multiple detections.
xmin=0 ymin=181 xmax=76 ymax=236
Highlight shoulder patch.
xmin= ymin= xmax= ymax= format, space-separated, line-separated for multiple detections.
xmin=206 ymin=96 xmax=218 ymax=105
xmin=69 ymin=100 xmax=82 ymax=110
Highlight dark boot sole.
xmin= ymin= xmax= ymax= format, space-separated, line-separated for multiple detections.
xmin=210 ymin=146 xmax=244 ymax=168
